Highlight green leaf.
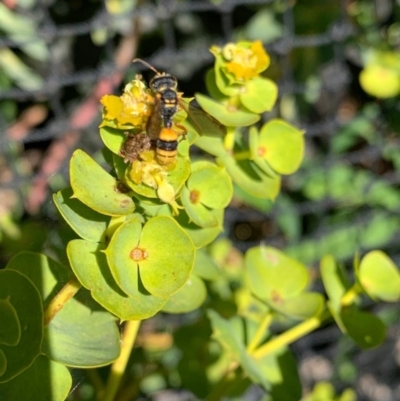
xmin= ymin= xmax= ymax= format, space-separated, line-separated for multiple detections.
xmin=258 ymin=119 xmax=304 ymax=175
xmin=6 ymin=252 xmax=72 ymax=310
xmin=68 ymin=240 xmax=165 ymax=320
xmin=248 ymin=126 xmax=278 ymax=177
xmin=188 ymin=161 xmax=233 ymax=209
xmin=176 ymin=208 xmax=224 ymax=248
xmin=0 ymin=4 xmax=49 ymax=62
xmin=207 ymin=311 xmax=271 ymax=391
xmin=255 ymin=346 xmax=301 ymax=401
xmin=0 ymin=355 xmax=72 ymax=401
xmin=358 ymin=250 xmax=400 ymax=301
xmin=271 ymin=292 xmax=325 ymax=320
xmin=43 ymin=290 xmax=120 ymax=367
xmin=99 ymin=126 xmax=127 ymax=155
xmin=213 ymin=54 xmax=241 ymax=96
xmin=359 ymin=64 xmax=400 ymax=98
xmin=193 ymin=250 xmax=221 ymax=281
xmin=70 ymin=149 xmax=135 ymax=216
xmin=186 ymin=101 xmax=227 ymax=137
xmin=245 ymin=246 xmax=309 ymax=302
xmin=0 ymin=299 xmax=20 ymax=347
xmin=0 ymin=48 xmax=44 ymax=90
xmin=0 ymin=270 xmax=43 ymax=383
xmin=205 ymin=68 xmax=228 ymax=101
xmin=139 ymin=217 xmax=196 ymax=298
xmin=181 ymin=186 xmax=219 ymax=228
xmin=195 ymin=93 xmax=260 ymax=127
xmin=53 ymin=187 xmax=110 ymax=243
xmin=219 ymin=154 xmax=281 ymax=200
xmin=162 ymin=274 xmax=207 ymax=313
xmin=106 ymin=217 xmax=195 ymax=299
xmin=320 ymin=255 xmax=350 ymax=311
xmin=340 ymin=308 xmax=386 ymax=349
xmin=240 ymin=77 xmax=278 ymax=113
xmin=194 ymin=135 xmax=227 ymax=158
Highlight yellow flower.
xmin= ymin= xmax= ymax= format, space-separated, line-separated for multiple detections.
xmin=222 ymin=41 xmax=270 ymax=82
xmin=100 ymin=78 xmax=155 ymax=129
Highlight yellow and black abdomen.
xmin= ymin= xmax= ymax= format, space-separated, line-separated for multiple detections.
xmin=156 ymin=127 xmax=179 ymax=165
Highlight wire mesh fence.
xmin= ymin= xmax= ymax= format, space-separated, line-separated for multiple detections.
xmin=3 ymin=0 xmax=397 ymax=264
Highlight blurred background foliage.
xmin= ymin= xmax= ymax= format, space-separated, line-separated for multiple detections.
xmin=1 ymin=0 xmax=400 ymax=400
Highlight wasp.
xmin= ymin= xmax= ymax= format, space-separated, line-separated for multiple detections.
xmin=133 ymin=58 xmax=226 ymax=165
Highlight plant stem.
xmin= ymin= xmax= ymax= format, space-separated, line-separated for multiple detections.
xmin=233 ymin=150 xmax=251 ymax=160
xmin=224 ymin=129 xmax=236 ymax=151
xmin=341 ymin=283 xmax=362 ymax=306
xmin=44 ymin=277 xmax=81 ymax=326
xmin=251 ymin=309 xmax=331 ymax=360
xmin=246 ymin=313 xmax=273 ymax=354
xmin=102 ymin=320 xmax=141 ymax=401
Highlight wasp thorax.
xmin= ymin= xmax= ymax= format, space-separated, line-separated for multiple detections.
xmin=150 ymin=74 xmax=178 ymax=92
xmin=130 ymin=247 xmax=148 ymax=261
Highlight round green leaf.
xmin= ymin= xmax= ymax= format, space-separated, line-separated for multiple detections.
xmin=99 ymin=126 xmax=127 ymax=154
xmin=187 ymin=161 xmax=233 ymax=209
xmin=358 ymin=250 xmax=400 ymax=302
xmin=248 ymin=126 xmax=279 ymax=177
xmin=162 ymin=274 xmax=207 ymax=313
xmin=53 ymin=187 xmax=110 ymax=243
xmin=195 ymin=93 xmax=260 ymax=127
xmin=0 ymin=355 xmax=72 ymax=401
xmin=218 ymin=154 xmax=281 ymax=200
xmin=359 ymin=64 xmax=400 ymax=98
xmin=270 ymin=292 xmax=325 ymax=320
xmin=245 ymin=246 xmax=308 ymax=302
xmin=181 ymin=186 xmax=219 ymax=228
xmin=139 ymin=217 xmax=196 ymax=298
xmin=113 ymin=152 xmax=129 ymax=181
xmin=104 ymin=218 xmax=146 ymax=294
xmin=68 ymin=240 xmax=166 ymax=320
xmin=70 ymin=149 xmax=135 ymax=216
xmin=176 ymin=208 xmax=224 ymax=248
xmin=43 ymin=290 xmax=120 ymax=367
xmin=240 ymin=77 xmax=278 ymax=113
xmin=340 ymin=308 xmax=386 ymax=349
xmin=258 ymin=119 xmax=304 ymax=175
xmin=0 ymin=299 xmax=20 ymax=346
xmin=0 ymin=270 xmax=43 ymax=383
xmin=106 ymin=217 xmax=195 ymax=299
xmin=6 ymin=252 xmax=72 ymax=310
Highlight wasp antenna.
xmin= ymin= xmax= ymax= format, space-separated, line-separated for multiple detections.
xmin=132 ymin=58 xmax=160 ymax=74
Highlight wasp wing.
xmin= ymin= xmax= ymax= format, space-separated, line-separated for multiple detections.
xmin=185 ymin=101 xmax=227 ymax=138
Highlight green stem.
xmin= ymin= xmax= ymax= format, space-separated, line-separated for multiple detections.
xmin=251 ymin=309 xmax=331 ymax=360
xmin=246 ymin=313 xmax=273 ymax=354
xmin=341 ymin=283 xmax=362 ymax=306
xmin=102 ymin=320 xmax=141 ymax=401
xmin=233 ymin=150 xmax=251 ymax=160
xmin=223 ymin=129 xmax=236 ymax=151
xmin=44 ymin=277 xmax=81 ymax=326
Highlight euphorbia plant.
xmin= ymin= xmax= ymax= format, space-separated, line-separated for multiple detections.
xmin=1 ymin=41 xmax=400 ymax=401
